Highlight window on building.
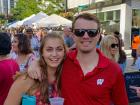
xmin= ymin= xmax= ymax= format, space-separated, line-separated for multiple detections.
xmin=97 ymin=12 xmax=104 ymax=22
xmin=106 ymin=11 xmax=113 ymax=21
xmin=132 ymin=9 xmax=140 ymax=28
xmin=113 ymin=0 xmax=123 ymax=4
xmin=115 ymin=10 xmax=120 ymax=21
xmin=10 ymin=0 xmax=14 ymax=8
xmin=103 ymin=0 xmax=123 ymax=7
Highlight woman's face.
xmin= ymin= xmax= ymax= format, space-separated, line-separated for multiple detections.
xmin=42 ymin=38 xmax=65 ymax=69
xmin=11 ymin=37 xmax=19 ymax=52
xmin=109 ymin=39 xmax=119 ymax=55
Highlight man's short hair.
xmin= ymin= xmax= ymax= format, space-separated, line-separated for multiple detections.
xmin=25 ymin=28 xmax=33 ymax=33
xmin=72 ymin=13 xmax=100 ymax=31
xmin=0 ymin=32 xmax=11 ymax=55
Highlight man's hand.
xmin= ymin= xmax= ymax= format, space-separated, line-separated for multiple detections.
xmin=130 ymin=86 xmax=140 ymax=97
xmin=27 ymin=59 xmax=42 ymax=81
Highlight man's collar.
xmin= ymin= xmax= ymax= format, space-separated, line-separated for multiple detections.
xmin=67 ymin=49 xmax=110 ymax=69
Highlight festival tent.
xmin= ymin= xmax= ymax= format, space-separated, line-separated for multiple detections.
xmin=49 ymin=14 xmax=72 ymax=27
xmin=35 ymin=16 xmax=60 ymax=27
xmin=8 ymin=21 xmax=20 ymax=28
xmin=8 ymin=14 xmax=35 ymax=28
xmin=6 ymin=21 xmax=18 ymax=28
xmin=36 ymin=14 xmax=72 ymax=28
xmin=23 ymin=11 xmax=48 ymax=26
xmin=19 ymin=14 xmax=36 ymax=26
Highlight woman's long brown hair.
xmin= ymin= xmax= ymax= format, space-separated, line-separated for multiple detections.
xmin=13 ymin=32 xmax=67 ymax=104
xmin=38 ymin=32 xmax=66 ymax=103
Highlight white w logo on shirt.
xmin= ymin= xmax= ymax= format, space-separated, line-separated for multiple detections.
xmin=97 ymin=79 xmax=104 ymax=85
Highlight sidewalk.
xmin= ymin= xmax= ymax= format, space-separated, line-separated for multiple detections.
xmin=124 ymin=49 xmax=131 ymax=57
xmin=125 ymin=49 xmax=139 ymax=72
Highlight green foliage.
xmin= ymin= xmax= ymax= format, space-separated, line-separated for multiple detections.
xmin=0 ymin=19 xmax=6 ymax=24
xmin=0 ymin=14 xmax=6 ymax=24
xmin=12 ymin=0 xmax=41 ymax=20
xmin=12 ymin=0 xmax=65 ymax=20
xmin=0 ymin=14 xmax=5 ymax=19
xmin=40 ymin=0 xmax=64 ymax=15
xmin=60 ymin=11 xmax=74 ymax=20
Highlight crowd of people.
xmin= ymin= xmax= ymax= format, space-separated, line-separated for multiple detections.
xmin=1 ymin=12 xmax=140 ymax=105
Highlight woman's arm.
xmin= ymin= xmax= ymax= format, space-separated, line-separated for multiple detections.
xmin=4 ymin=75 xmax=34 ymax=105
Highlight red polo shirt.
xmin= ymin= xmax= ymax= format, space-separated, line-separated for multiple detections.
xmin=61 ymin=49 xmax=128 ymax=105
xmin=0 ymin=59 xmax=19 ymax=105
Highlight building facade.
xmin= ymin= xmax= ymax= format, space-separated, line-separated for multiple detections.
xmin=67 ymin=0 xmax=140 ymax=49
xmin=0 ymin=0 xmax=15 ymax=15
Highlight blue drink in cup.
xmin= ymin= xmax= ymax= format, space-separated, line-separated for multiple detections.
xmin=22 ymin=94 xmax=36 ymax=105
xmin=49 ymin=97 xmax=64 ymax=105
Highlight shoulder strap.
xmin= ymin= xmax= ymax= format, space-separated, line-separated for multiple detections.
xmin=25 ymin=54 xmax=34 ymax=68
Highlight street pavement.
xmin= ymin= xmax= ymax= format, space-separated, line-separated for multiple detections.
xmin=125 ymin=50 xmax=138 ymax=73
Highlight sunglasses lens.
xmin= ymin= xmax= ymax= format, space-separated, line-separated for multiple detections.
xmin=88 ymin=29 xmax=98 ymax=37
xmin=111 ymin=44 xmax=118 ymax=48
xmin=74 ymin=29 xmax=85 ymax=37
xmin=74 ymin=29 xmax=98 ymax=37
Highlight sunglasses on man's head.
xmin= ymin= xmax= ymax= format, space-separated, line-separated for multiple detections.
xmin=73 ymin=29 xmax=99 ymax=37
xmin=110 ymin=43 xmax=119 ymax=48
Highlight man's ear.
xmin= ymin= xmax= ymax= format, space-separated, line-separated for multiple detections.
xmin=72 ymin=32 xmax=76 ymax=41
xmin=97 ymin=33 xmax=101 ymax=40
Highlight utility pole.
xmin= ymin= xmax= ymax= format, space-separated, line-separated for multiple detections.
xmin=64 ymin=0 xmax=68 ymax=12
xmin=6 ymin=0 xmax=8 ymax=19
xmin=1 ymin=0 xmax=9 ymax=23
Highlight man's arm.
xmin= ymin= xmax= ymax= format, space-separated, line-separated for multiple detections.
xmin=27 ymin=59 xmax=42 ymax=80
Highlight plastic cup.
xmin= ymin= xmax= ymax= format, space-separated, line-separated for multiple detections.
xmin=22 ymin=94 xmax=36 ymax=105
xmin=49 ymin=97 xmax=64 ymax=105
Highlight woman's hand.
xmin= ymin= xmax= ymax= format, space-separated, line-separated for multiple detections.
xmin=130 ymin=85 xmax=140 ymax=97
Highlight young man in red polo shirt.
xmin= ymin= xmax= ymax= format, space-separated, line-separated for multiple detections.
xmin=28 ymin=13 xmax=128 ymax=105
xmin=0 ymin=32 xmax=19 ymax=105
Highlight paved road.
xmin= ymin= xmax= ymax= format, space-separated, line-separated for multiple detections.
xmin=125 ymin=56 xmax=138 ymax=72
xmin=125 ymin=50 xmax=138 ymax=72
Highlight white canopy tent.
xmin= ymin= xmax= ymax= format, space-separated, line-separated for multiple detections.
xmin=35 ymin=16 xmax=60 ymax=27
xmin=23 ymin=11 xmax=48 ymax=27
xmin=36 ymin=14 xmax=72 ymax=28
xmin=8 ymin=21 xmax=20 ymax=28
xmin=8 ymin=14 xmax=35 ymax=28
xmin=19 ymin=14 xmax=36 ymax=25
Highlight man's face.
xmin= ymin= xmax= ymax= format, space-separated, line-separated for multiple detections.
xmin=73 ymin=18 xmax=100 ymax=53
xmin=26 ymin=31 xmax=33 ymax=38
xmin=63 ymin=27 xmax=72 ymax=37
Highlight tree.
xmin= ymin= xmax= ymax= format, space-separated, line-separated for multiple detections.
xmin=39 ymin=0 xmax=64 ymax=15
xmin=12 ymin=0 xmax=42 ymax=20
xmin=0 ymin=14 xmax=6 ymax=24
xmin=12 ymin=0 xmax=65 ymax=20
